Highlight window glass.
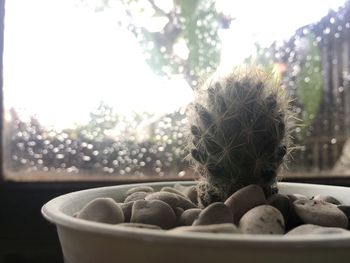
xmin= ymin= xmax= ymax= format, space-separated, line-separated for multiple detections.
xmin=3 ymin=0 xmax=350 ymax=179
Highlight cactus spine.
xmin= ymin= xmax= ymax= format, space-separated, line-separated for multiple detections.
xmin=188 ymin=68 xmax=292 ymax=207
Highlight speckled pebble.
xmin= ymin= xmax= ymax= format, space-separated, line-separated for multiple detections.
xmin=311 ymin=195 xmax=341 ymax=205
xmin=179 ymin=208 xmax=202 ymax=226
xmin=168 ymin=223 xmax=241 ymax=234
xmin=293 ymin=199 xmax=348 ymax=228
xmin=239 ymin=205 xmax=285 ymax=235
xmin=225 ymin=184 xmax=266 ymax=225
xmin=194 ymin=202 xmax=233 ymax=226
xmin=118 ymin=222 xmax=162 ymax=230
xmin=124 ymin=191 xmax=149 ymax=203
xmin=124 ymin=186 xmax=154 ymax=197
xmin=77 ymin=198 xmax=124 ymax=224
xmin=130 ymin=200 xmax=176 ymax=229
xmin=286 ymin=224 xmax=350 ymax=236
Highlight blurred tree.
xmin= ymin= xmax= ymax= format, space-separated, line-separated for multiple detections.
xmin=76 ymin=102 xmax=119 ymax=142
xmin=82 ymin=0 xmax=231 ymax=87
xmin=295 ymin=34 xmax=322 ymax=139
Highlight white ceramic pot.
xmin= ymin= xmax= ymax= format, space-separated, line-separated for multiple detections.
xmin=42 ymin=182 xmax=350 ymax=263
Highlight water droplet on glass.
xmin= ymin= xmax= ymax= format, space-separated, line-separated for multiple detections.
xmin=83 ymin=156 xmax=91 ymax=161
xmin=178 ymin=171 xmax=186 ymax=177
xmin=56 ymin=154 xmax=64 ymax=159
xmin=323 ymin=27 xmax=331 ymax=34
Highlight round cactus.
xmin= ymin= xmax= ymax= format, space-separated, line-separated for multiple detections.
xmin=187 ymin=68 xmax=293 ymax=207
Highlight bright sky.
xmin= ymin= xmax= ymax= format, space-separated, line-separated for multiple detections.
xmin=3 ymin=0 xmax=346 ymax=129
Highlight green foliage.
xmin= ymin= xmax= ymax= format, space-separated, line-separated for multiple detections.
xmin=295 ymin=34 xmax=322 ymax=139
xmin=89 ymin=0 xmax=223 ymax=87
xmin=176 ymin=0 xmax=221 ymax=84
xmin=188 ymin=68 xmax=292 ymax=206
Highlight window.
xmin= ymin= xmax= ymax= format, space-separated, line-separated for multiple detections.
xmin=2 ymin=0 xmax=350 ymax=181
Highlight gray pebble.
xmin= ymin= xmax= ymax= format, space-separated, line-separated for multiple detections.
xmin=118 ymin=222 xmax=162 ymax=230
xmin=287 ymin=194 xmax=308 ymax=203
xmin=161 ymin=187 xmax=187 ymax=197
xmin=337 ymin=205 xmax=350 ymax=228
xmin=311 ymin=195 xmax=341 ymax=205
xmin=225 ymin=184 xmax=266 ymax=225
xmin=168 ymin=223 xmax=241 ymax=234
xmin=286 ymin=224 xmax=350 ymax=236
xmin=120 ymin=201 xmax=134 ymax=222
xmin=177 ymin=194 xmax=197 ymax=210
xmin=124 ymin=191 xmax=149 ymax=203
xmin=130 ymin=200 xmax=176 ymax=229
xmin=77 ymin=198 xmax=124 ymax=224
xmin=179 ymin=208 xmax=202 ymax=226
xmin=186 ymin=186 xmax=198 ymax=205
xmin=239 ymin=205 xmax=285 ymax=235
xmin=125 ymin=186 xmax=154 ymax=197
xmin=267 ymin=194 xmax=292 ymax=223
xmin=194 ymin=202 xmax=233 ymax=226
xmin=174 ymin=207 xmax=184 ymax=225
xmin=145 ymin=191 xmax=180 ymax=209
xmin=174 ymin=184 xmax=198 ymax=205
xmin=293 ymin=199 xmax=348 ymax=228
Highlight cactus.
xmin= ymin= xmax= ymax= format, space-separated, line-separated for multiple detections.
xmin=187 ymin=67 xmax=292 ymax=207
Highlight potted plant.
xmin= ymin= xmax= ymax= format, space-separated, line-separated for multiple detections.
xmin=42 ymin=68 xmax=350 ymax=263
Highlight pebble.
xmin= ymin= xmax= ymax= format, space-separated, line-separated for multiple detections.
xmin=176 ymin=194 xmax=198 ymax=210
xmin=286 ymin=224 xmax=350 ymax=236
xmin=293 ymin=199 xmax=348 ymax=228
xmin=193 ymin=202 xmax=233 ymax=226
xmin=311 ymin=195 xmax=341 ymax=205
xmin=168 ymin=223 xmax=241 ymax=234
xmin=225 ymin=184 xmax=266 ymax=225
xmin=125 ymin=186 xmax=154 ymax=197
xmin=239 ymin=205 xmax=285 ymax=235
xmin=337 ymin=205 xmax=350 ymax=229
xmin=145 ymin=192 xmax=180 ymax=209
xmin=77 ymin=198 xmax=124 ymax=224
xmin=124 ymin=191 xmax=149 ymax=203
xmin=120 ymin=201 xmax=134 ymax=222
xmin=287 ymin=194 xmax=308 ymax=203
xmin=118 ymin=223 xmax=162 ymax=230
xmin=161 ymin=187 xmax=187 ymax=197
xmin=174 ymin=184 xmax=198 ymax=205
xmin=174 ymin=207 xmax=184 ymax=225
xmin=267 ymin=194 xmax=292 ymax=223
xmin=130 ymin=200 xmax=177 ymax=229
xmin=179 ymin=208 xmax=202 ymax=226
xmin=337 ymin=205 xmax=350 ymax=222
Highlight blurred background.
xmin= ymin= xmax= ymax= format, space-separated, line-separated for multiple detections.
xmin=3 ymin=0 xmax=350 ymax=180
